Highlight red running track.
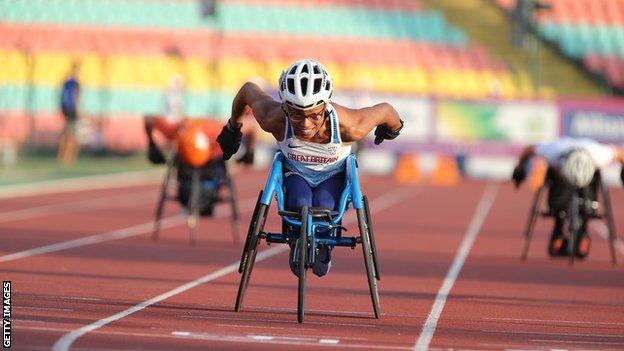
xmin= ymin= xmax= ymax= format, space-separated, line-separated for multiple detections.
xmin=1 ymin=169 xmax=623 ymax=351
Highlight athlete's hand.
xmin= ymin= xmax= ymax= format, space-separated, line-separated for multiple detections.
xmin=512 ymin=165 xmax=527 ymax=188
xmin=374 ymin=119 xmax=404 ymax=145
xmin=217 ymin=120 xmax=242 ymax=160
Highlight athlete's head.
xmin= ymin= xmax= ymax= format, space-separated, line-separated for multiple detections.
xmin=559 ymin=149 xmax=596 ymax=188
xmin=278 ymin=59 xmax=333 ymax=110
xmin=177 ymin=126 xmax=211 ymax=168
xmin=279 ymin=59 xmax=332 ymax=139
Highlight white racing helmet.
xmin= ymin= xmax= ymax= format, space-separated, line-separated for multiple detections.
xmin=278 ymin=59 xmax=333 ymax=110
xmin=559 ymin=149 xmax=596 ymax=188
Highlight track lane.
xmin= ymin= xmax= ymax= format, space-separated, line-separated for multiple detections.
xmin=2 ymin=169 xmax=269 ymax=349
xmin=56 ymin=180 xmax=491 ymax=351
xmin=426 ymin=183 xmax=624 ymax=350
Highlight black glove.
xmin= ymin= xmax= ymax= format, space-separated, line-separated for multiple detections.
xmin=620 ymin=166 xmax=624 ymax=186
xmin=216 ymin=119 xmax=242 ymax=160
xmin=374 ymin=119 xmax=404 ymax=145
xmin=147 ymin=139 xmax=165 ymax=164
xmin=512 ymin=165 xmax=527 ymax=188
xmin=236 ymin=149 xmax=254 ymax=165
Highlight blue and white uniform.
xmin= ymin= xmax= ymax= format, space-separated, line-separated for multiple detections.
xmin=277 ymin=104 xmax=352 ymax=187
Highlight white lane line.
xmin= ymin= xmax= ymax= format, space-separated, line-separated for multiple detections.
xmin=591 ymin=221 xmax=624 ymax=257
xmin=0 ymin=169 xmax=163 ymax=199
xmin=181 ymin=314 xmax=377 ymax=328
xmin=413 ymin=183 xmax=499 ymax=351
xmin=23 ymin=325 xmax=415 ymax=351
xmin=320 ymin=339 xmax=341 ymax=344
xmin=0 ymin=215 xmax=185 ymax=263
xmin=0 ymin=190 xmax=155 ymax=224
xmin=52 ymin=185 xmax=421 ymax=351
xmin=52 ymin=245 xmax=288 ymax=351
xmin=170 ymin=330 xmax=411 ymax=350
xmin=0 ymin=196 xmax=257 ymax=263
xmin=483 ymin=316 xmax=624 ymax=327
xmin=531 ymin=339 xmax=624 ymax=346
xmin=482 ymin=328 xmax=624 ymax=339
xmin=214 ymin=323 xmax=318 ymax=332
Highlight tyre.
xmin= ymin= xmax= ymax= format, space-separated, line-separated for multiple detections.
xmin=297 ymin=206 xmax=308 ymax=323
xmin=358 ymin=208 xmax=381 ymax=318
xmin=363 ymin=196 xmax=380 ymax=280
xmin=235 ymin=192 xmax=269 ymax=311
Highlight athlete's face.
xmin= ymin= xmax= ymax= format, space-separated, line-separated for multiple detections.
xmin=285 ymin=103 xmax=326 ymax=139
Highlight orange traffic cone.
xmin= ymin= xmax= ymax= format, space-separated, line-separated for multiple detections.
xmin=393 ymin=153 xmax=422 ymax=184
xmin=528 ymin=158 xmax=547 ymax=189
xmin=430 ymin=155 xmax=460 ymax=187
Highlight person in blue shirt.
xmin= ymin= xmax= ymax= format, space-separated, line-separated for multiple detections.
xmin=58 ymin=62 xmax=81 ymax=165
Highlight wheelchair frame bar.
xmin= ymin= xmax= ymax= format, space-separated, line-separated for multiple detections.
xmin=264 ymin=233 xmax=357 ymax=247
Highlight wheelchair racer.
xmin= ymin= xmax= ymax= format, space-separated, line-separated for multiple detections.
xmin=216 ymin=59 xmax=404 ymax=277
xmin=512 ymin=137 xmax=624 ymax=258
xmin=144 ymin=116 xmax=256 ymax=215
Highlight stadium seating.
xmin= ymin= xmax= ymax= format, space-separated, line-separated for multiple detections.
xmin=0 ymin=0 xmax=540 ymax=129
xmin=495 ymin=0 xmax=624 ymax=91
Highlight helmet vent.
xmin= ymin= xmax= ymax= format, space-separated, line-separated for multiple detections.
xmin=301 ymin=65 xmax=309 ymax=73
xmin=313 ymin=78 xmax=322 ymax=94
xmin=289 ymin=66 xmax=297 ymax=74
xmin=313 ymin=66 xmax=320 ymax=74
xmin=326 ymin=81 xmax=331 ymax=91
xmin=301 ymin=78 xmax=308 ymax=95
xmin=287 ymin=78 xmax=295 ymax=94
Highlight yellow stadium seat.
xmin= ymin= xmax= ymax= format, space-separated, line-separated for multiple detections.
xmin=33 ymin=52 xmax=72 ymax=86
xmin=0 ymin=50 xmax=28 ymax=84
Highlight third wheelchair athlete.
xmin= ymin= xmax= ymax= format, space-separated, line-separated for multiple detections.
xmin=512 ymin=137 xmax=624 ymax=258
xmin=216 ymin=58 xmax=404 ymax=276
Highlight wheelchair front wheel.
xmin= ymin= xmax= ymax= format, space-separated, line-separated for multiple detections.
xmin=297 ymin=206 xmax=309 ymax=323
xmin=358 ymin=207 xmax=381 ymax=318
xmin=567 ymin=192 xmax=581 ymax=265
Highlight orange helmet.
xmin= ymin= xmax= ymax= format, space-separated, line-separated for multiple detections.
xmin=177 ymin=126 xmax=211 ymax=168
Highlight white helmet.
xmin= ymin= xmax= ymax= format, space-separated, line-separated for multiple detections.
xmin=278 ymin=59 xmax=333 ymax=110
xmin=559 ymin=149 xmax=596 ymax=188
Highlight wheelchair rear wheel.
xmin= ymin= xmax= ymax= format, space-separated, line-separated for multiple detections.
xmin=600 ymin=179 xmax=618 ymax=264
xmin=521 ymin=183 xmax=545 ymax=260
xmin=363 ymin=196 xmax=380 ymax=280
xmin=358 ymin=207 xmax=381 ymax=318
xmin=297 ymin=206 xmax=309 ymax=323
xmin=235 ymin=191 xmax=269 ymax=312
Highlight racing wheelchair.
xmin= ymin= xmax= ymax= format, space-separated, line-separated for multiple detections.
xmin=152 ymin=150 xmax=241 ymax=246
xmin=521 ymin=168 xmax=618 ymax=264
xmin=235 ymin=151 xmax=380 ymax=323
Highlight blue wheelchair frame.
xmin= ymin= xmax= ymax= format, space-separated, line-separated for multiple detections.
xmin=235 ymin=151 xmax=381 ymax=323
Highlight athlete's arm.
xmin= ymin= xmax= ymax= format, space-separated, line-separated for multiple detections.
xmin=512 ymin=145 xmax=537 ymax=188
xmin=335 ymin=103 xmax=403 ymax=143
xmin=229 ymin=82 xmax=283 ymax=136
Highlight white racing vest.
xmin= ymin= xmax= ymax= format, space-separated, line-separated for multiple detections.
xmin=277 ymin=104 xmax=352 ymax=187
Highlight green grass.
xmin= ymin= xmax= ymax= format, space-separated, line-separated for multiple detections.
xmin=0 ymin=153 xmax=158 ymax=186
